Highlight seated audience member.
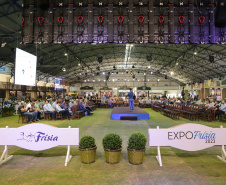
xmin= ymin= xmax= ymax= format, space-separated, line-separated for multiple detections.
xmin=78 ymin=99 xmax=93 ymax=116
xmin=219 ymin=99 xmax=226 ymax=112
xmin=181 ymin=98 xmax=186 ymax=105
xmin=49 ymin=98 xmax=53 ymax=106
xmin=52 ymin=99 xmax=58 ymax=111
xmin=175 ymin=98 xmax=181 ymax=103
xmin=146 ymin=97 xmax=151 ymax=104
xmin=26 ymin=101 xmax=39 ymax=120
xmin=65 ymin=94 xmax=70 ymax=102
xmin=3 ymin=98 xmax=8 ymax=106
xmin=139 ymin=98 xmax=143 ymax=106
xmin=61 ymin=100 xmax=72 ymax=114
xmin=43 ymin=100 xmax=56 ymax=120
xmin=39 ymin=101 xmax=45 ymax=109
xmin=18 ymin=101 xmax=38 ymax=123
xmin=69 ymin=100 xmax=75 ymax=112
xmin=187 ymin=94 xmax=192 ymax=105
xmin=75 ymin=99 xmax=79 ymax=106
xmin=55 ymin=101 xmax=71 ymax=120
xmin=215 ymin=99 xmax=226 ymax=120
xmin=35 ymin=99 xmax=40 ymax=110
xmin=108 ymin=99 xmax=113 ymax=108
xmin=208 ymin=99 xmax=215 ymax=109
xmin=31 ymin=100 xmax=42 ymax=120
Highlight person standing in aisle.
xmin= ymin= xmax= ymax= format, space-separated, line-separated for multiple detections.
xmin=128 ymin=88 xmax=134 ymax=111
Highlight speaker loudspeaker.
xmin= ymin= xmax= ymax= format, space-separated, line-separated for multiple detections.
xmin=98 ymin=56 xmax=102 ymax=63
xmin=209 ymin=55 xmax=214 ymax=63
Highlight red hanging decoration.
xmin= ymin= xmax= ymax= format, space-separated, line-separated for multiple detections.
xmin=78 ymin=16 xmax=84 ymax=25
xmin=22 ymin=17 xmax=25 ymax=26
xmin=158 ymin=16 xmax=164 ymax=25
xmin=98 ymin=16 xmax=104 ymax=25
xmin=179 ymin=16 xmax=185 ymax=25
xmin=199 ymin=16 xmax=205 ymax=25
xmin=138 ymin=15 xmax=144 ymax=25
xmin=118 ymin=15 xmax=124 ymax=24
xmin=58 ymin=16 xmax=64 ymax=25
xmin=38 ymin=17 xmax=44 ymax=26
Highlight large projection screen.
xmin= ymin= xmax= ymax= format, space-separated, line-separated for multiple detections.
xmin=15 ymin=48 xmax=37 ymax=86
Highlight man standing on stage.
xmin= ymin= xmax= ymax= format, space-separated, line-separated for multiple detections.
xmin=128 ymin=88 xmax=134 ymax=111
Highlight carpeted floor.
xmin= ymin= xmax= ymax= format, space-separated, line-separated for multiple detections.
xmin=0 ymin=109 xmax=225 ymax=185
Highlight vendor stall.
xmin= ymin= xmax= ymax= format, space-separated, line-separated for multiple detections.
xmin=80 ymin=86 xmax=97 ymax=98
xmin=137 ymin=86 xmax=151 ymax=98
xmin=99 ymin=87 xmax=113 ymax=99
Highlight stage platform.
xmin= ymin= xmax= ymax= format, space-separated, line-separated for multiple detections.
xmin=111 ymin=107 xmax=149 ymax=120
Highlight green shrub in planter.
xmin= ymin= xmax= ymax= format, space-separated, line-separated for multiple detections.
xmin=128 ymin=133 xmax=147 ymax=150
xmin=102 ymin=133 xmax=122 ymax=164
xmin=102 ymin=133 xmax=122 ymax=150
xmin=79 ymin=136 xmax=97 ymax=164
xmin=2 ymin=107 xmax=9 ymax=117
xmin=79 ymin=136 xmax=96 ymax=149
xmin=8 ymin=106 xmax=15 ymax=116
xmin=127 ymin=133 xmax=147 ymax=165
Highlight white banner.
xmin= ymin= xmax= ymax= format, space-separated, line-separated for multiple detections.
xmin=0 ymin=123 xmax=79 ymax=151
xmin=149 ymin=123 xmax=226 ymax=151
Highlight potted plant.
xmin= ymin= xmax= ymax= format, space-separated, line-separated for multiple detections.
xmin=79 ymin=135 xmax=97 ymax=164
xmin=102 ymin=133 xmax=122 ymax=164
xmin=8 ymin=106 xmax=15 ymax=116
xmin=2 ymin=107 xmax=9 ymax=117
xmin=127 ymin=133 xmax=147 ymax=165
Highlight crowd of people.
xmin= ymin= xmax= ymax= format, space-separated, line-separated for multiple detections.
xmin=17 ymin=97 xmax=94 ymax=123
xmin=2 ymin=91 xmax=226 ymax=123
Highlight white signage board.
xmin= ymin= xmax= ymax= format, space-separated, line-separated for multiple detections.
xmin=0 ymin=123 xmax=79 ymax=151
xmin=149 ymin=123 xmax=226 ymax=151
xmin=148 ymin=124 xmax=226 ymax=166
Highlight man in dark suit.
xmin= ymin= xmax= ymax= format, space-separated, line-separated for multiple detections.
xmin=78 ymin=100 xmax=93 ymax=116
xmin=128 ymin=88 xmax=134 ymax=111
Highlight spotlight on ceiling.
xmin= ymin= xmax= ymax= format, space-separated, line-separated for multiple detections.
xmin=112 ymin=72 xmax=114 ymax=74
xmin=62 ymin=67 xmax=66 ymax=72
xmin=147 ymin=55 xmax=152 ymax=61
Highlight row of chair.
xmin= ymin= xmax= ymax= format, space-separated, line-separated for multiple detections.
xmin=152 ymin=102 xmax=226 ymax=122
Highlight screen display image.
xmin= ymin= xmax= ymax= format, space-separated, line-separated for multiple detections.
xmin=54 ymin=78 xmax=63 ymax=90
xmin=15 ymin=48 xmax=37 ymax=86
